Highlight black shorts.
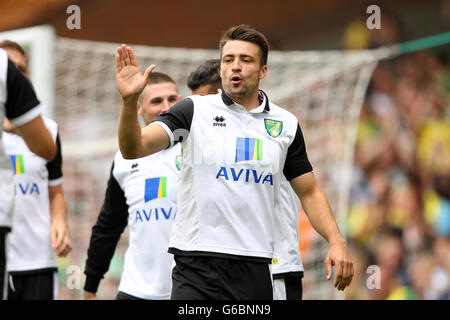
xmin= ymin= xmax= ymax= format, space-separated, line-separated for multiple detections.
xmin=273 ymin=273 xmax=303 ymax=300
xmin=7 ymin=269 xmax=58 ymax=300
xmin=116 ymin=291 xmax=147 ymax=300
xmin=171 ymin=255 xmax=273 ymax=300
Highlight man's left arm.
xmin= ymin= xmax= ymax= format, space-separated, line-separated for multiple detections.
xmin=49 ymin=184 xmax=72 ymax=257
xmin=283 ymin=123 xmax=353 ymax=291
xmin=47 ymin=133 xmax=72 ymax=257
xmin=289 ymin=172 xmax=354 ymax=291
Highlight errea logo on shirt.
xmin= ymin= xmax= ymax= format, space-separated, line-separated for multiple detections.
xmin=213 ymin=115 xmax=226 ymax=127
xmin=8 ymin=154 xmax=25 ymax=175
xmin=144 ymin=177 xmax=167 ymax=202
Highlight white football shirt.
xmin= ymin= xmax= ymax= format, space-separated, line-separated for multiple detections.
xmin=0 ymin=49 xmax=43 ymax=229
xmin=113 ymin=144 xmax=181 ymax=299
xmin=272 ymin=176 xmax=304 ymax=276
xmin=154 ymin=91 xmax=312 ymax=261
xmin=4 ymin=117 xmax=62 ymax=272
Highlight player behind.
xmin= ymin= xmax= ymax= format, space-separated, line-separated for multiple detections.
xmin=1 ymin=40 xmax=71 ymax=300
xmin=84 ymin=72 xmax=181 ymax=300
xmin=0 ymin=41 xmax=56 ymax=299
xmin=115 ymin=25 xmax=353 ymax=299
xmin=187 ymin=59 xmax=222 ymax=95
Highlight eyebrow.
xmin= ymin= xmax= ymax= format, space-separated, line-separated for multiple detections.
xmin=223 ymin=54 xmax=254 ymax=59
xmin=150 ymin=95 xmax=178 ymax=102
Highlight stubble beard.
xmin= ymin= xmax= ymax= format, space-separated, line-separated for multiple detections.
xmin=225 ymin=81 xmax=257 ymax=98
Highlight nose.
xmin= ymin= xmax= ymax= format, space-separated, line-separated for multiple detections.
xmin=161 ymin=100 xmax=170 ymax=113
xmin=231 ymin=59 xmax=241 ymax=71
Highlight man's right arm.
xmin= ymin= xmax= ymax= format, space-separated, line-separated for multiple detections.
xmin=84 ymin=162 xmax=129 ymax=298
xmin=15 ymin=116 xmax=56 ymax=161
xmin=115 ymin=44 xmax=170 ymax=159
xmin=4 ymin=56 xmax=55 ymax=161
xmin=118 ymin=95 xmax=170 ymax=159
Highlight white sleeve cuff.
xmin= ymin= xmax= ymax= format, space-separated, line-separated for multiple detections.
xmin=9 ymin=103 xmax=43 ymax=127
xmin=48 ymin=177 xmax=63 ymax=187
xmin=152 ymin=121 xmax=174 ymax=147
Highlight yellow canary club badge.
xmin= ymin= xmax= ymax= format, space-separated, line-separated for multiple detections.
xmin=271 ymin=258 xmax=279 ymax=265
xmin=264 ymin=119 xmax=283 ymax=137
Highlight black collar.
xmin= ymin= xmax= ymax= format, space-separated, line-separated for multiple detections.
xmin=221 ymin=90 xmax=234 ymax=106
xmin=221 ymin=90 xmax=270 ymax=112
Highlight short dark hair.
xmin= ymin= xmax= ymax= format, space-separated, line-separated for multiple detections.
xmin=148 ymin=72 xmax=176 ymax=86
xmin=0 ymin=39 xmax=26 ymax=58
xmin=138 ymin=72 xmax=177 ymax=105
xmin=187 ymin=59 xmax=221 ymax=91
xmin=219 ymin=24 xmax=269 ymax=66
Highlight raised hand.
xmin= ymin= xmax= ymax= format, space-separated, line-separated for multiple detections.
xmin=115 ymin=44 xmax=155 ymax=101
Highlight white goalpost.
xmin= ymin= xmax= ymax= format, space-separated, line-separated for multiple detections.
xmin=0 ymin=25 xmax=56 ymax=118
xmin=1 ymin=25 xmax=392 ymax=299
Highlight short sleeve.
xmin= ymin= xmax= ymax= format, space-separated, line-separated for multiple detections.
xmin=46 ymin=132 xmax=63 ymax=186
xmin=5 ymin=58 xmax=42 ymax=126
xmin=152 ymin=98 xmax=194 ymax=146
xmin=283 ymin=124 xmax=313 ymax=180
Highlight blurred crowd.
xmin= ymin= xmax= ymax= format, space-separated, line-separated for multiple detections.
xmin=53 ymin=10 xmax=450 ymax=300
xmin=343 ymin=12 xmax=450 ymax=300
xmin=55 ymin=53 xmax=450 ymax=300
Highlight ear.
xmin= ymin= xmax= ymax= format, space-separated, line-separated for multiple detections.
xmin=219 ymin=65 xmax=224 ymax=79
xmin=259 ymin=65 xmax=267 ymax=80
xmin=137 ymin=105 xmax=143 ymax=116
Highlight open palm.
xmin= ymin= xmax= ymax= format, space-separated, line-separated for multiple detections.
xmin=115 ymin=44 xmax=155 ymax=99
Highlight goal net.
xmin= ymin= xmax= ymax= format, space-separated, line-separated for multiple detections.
xmin=1 ymin=25 xmax=392 ymax=299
